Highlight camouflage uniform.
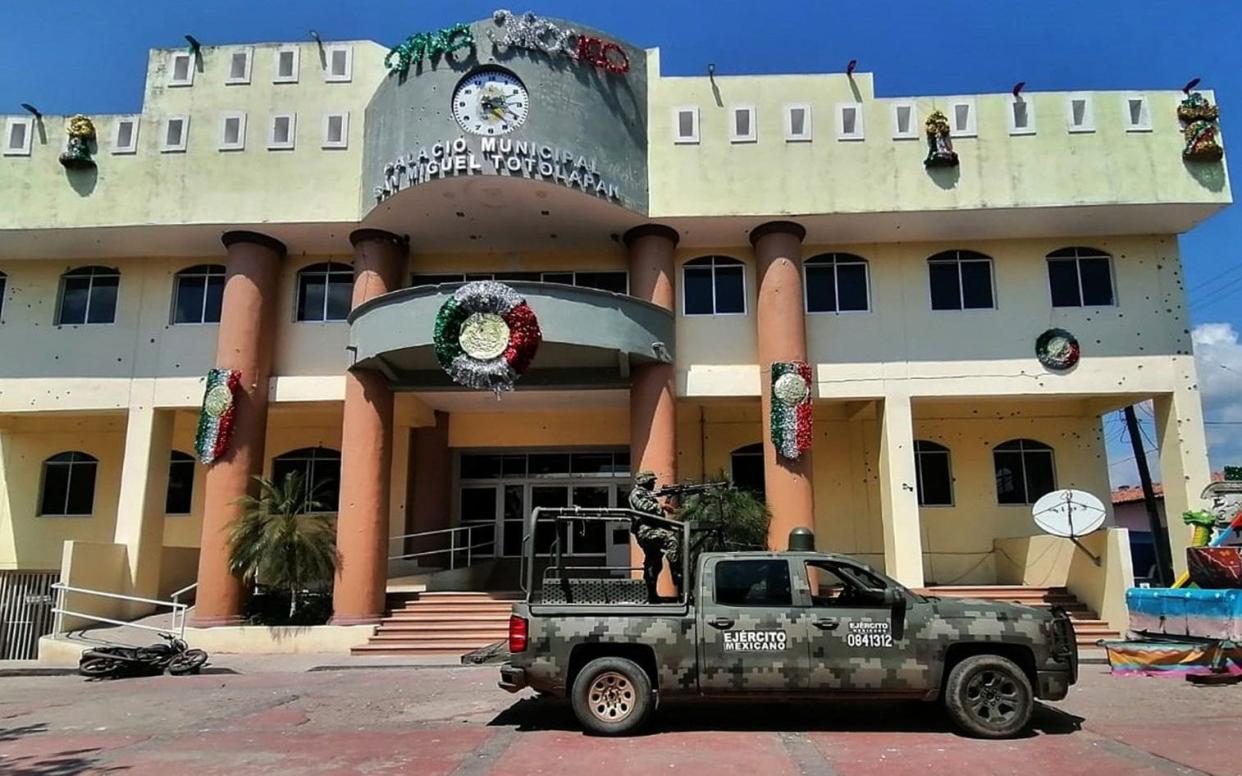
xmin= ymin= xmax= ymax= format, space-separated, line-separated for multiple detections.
xmin=628 ymin=472 xmax=683 ymax=599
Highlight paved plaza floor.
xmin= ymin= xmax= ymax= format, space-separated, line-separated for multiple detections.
xmin=1 ymin=658 xmax=1238 ymax=775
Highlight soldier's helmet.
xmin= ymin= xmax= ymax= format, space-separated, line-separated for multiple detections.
xmin=634 ymin=470 xmax=657 ymax=487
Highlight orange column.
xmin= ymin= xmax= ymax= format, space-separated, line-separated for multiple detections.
xmin=624 ymin=225 xmax=679 ymax=575
xmin=752 ymin=221 xmax=814 ymax=550
xmin=408 ymin=410 xmax=451 ymax=557
xmin=332 ymin=229 xmax=407 ymax=625
xmin=193 ymin=231 xmax=285 ymax=626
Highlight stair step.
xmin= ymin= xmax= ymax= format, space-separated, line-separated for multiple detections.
xmin=390 ymin=604 xmax=516 ymax=613
xmin=370 ymin=631 xmax=508 ymax=641
xmin=352 ymin=642 xmax=496 ymax=655
xmin=383 ymin=613 xmax=511 ymax=623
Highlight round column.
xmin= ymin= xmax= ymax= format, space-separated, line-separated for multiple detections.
xmin=332 ymin=229 xmax=407 ymax=625
xmin=193 ymin=231 xmax=285 ymax=626
xmin=752 ymin=221 xmax=814 ymax=549
xmin=624 ymin=225 xmax=679 ymax=586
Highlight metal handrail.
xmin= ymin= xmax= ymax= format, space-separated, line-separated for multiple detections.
xmin=170 ymin=582 xmax=197 ymax=607
xmin=387 ymin=523 xmax=496 ymax=570
xmin=51 ymin=583 xmax=189 ymax=639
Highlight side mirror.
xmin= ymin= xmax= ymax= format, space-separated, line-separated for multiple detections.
xmin=882 ymin=588 xmax=906 ymax=610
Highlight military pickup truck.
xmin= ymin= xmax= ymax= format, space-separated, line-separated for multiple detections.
xmin=499 ymin=509 xmax=1078 ymax=738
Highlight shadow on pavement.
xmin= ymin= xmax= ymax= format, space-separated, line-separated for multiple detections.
xmin=489 ymin=697 xmax=1084 ymax=738
xmin=0 ymin=722 xmax=126 ymax=775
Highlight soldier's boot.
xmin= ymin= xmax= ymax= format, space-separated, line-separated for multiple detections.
xmin=642 ymin=550 xmax=663 ymax=602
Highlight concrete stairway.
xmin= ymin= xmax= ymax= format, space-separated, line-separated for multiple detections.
xmin=351 ymin=591 xmax=521 ymax=656
xmin=918 ymin=585 xmax=1120 ymax=646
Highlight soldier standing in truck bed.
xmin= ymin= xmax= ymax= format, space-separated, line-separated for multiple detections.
xmin=627 ymin=471 xmax=683 ymax=601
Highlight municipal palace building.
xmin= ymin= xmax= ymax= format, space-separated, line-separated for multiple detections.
xmin=0 ymin=12 xmax=1230 ymax=655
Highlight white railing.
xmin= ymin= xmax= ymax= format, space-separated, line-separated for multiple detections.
xmin=51 ymin=583 xmax=189 ymax=639
xmin=388 ymin=524 xmax=495 ymax=570
xmin=170 ymin=582 xmax=197 ymax=609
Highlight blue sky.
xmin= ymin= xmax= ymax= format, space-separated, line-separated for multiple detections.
xmin=3 ymin=0 xmax=1240 ymax=487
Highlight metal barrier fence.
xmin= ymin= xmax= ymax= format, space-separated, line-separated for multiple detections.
xmin=387 ymin=523 xmax=496 ymax=569
xmin=51 ymin=583 xmax=189 ymax=639
xmin=0 ymin=571 xmax=59 ymax=660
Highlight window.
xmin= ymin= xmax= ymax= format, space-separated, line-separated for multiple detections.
xmin=715 ymin=559 xmax=792 ymax=607
xmin=4 ymin=117 xmax=33 ymax=156
xmin=805 ymin=561 xmax=889 ymax=607
xmin=914 ymin=441 xmax=953 ymax=506
xmin=168 ymin=51 xmax=195 ymax=87
xmin=271 ymin=448 xmax=342 ymax=511
xmin=218 ymin=112 xmax=246 ymax=151
xmin=173 ymin=264 xmax=225 ymax=324
xmin=993 ymin=439 xmax=1055 ymax=506
xmin=891 ymin=101 xmax=918 ymax=139
xmin=784 ymin=104 xmax=812 ymax=142
xmin=1123 ymin=93 xmax=1151 ymax=132
xmin=324 ymin=45 xmax=352 ymax=82
xmin=39 ymin=452 xmax=98 ymax=516
xmin=730 ymin=443 xmax=765 ymax=499
xmin=683 ymin=256 xmax=745 ymax=315
xmin=165 ymin=451 xmax=195 ymax=515
xmin=836 ymin=103 xmax=864 ymax=140
xmin=804 ymin=253 xmax=870 ymax=313
xmin=1009 ymin=96 xmax=1035 ymax=135
xmin=111 ymin=117 xmax=138 ymax=154
xmin=0 ymin=270 xmax=7 ymax=320
xmin=162 ymin=116 xmax=188 ymax=153
xmin=1066 ymin=93 xmax=1094 ymax=133
xmin=268 ymin=114 xmax=296 ymax=150
xmin=566 ymin=271 xmax=628 ymax=293
xmin=729 ymin=105 xmax=756 ymax=143
xmin=1046 ymin=247 xmax=1114 ymax=307
xmin=322 ymin=112 xmax=349 ymax=149
xmin=928 ymin=250 xmax=994 ymax=311
xmin=226 ymin=48 xmax=253 ymax=85
xmin=57 ymin=266 xmax=119 ymax=325
xmin=673 ymin=106 xmax=699 ymax=144
xmin=296 ymin=262 xmax=353 ymax=321
xmin=274 ymin=46 xmax=300 ymax=83
xmin=949 ymin=99 xmax=976 ymax=137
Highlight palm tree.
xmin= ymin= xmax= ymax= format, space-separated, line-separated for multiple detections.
xmin=675 ymin=471 xmax=771 ymax=552
xmin=228 ymin=472 xmax=339 ymax=619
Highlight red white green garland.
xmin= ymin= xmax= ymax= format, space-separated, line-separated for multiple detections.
xmin=771 ymin=361 xmax=813 ymax=460
xmin=194 ymin=368 xmax=240 ymax=464
xmin=433 ymin=281 xmax=541 ymax=393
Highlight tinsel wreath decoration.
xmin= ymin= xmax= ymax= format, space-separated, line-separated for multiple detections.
xmin=1178 ymin=92 xmax=1223 ymax=162
xmin=770 ymin=361 xmax=813 ymax=460
xmin=385 ymin=23 xmax=474 ymax=74
xmin=194 ymin=368 xmax=241 ymax=464
xmin=434 ymin=281 xmax=541 ymax=393
xmin=59 ymin=115 xmax=96 ymax=170
xmin=923 ymin=110 xmax=959 ymax=168
xmin=1035 ymin=328 xmax=1080 ymax=371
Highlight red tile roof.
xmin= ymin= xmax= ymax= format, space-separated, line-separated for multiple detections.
xmin=1111 ymin=472 xmax=1224 ymax=504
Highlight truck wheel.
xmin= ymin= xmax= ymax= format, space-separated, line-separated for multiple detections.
xmin=943 ymin=654 xmax=1033 ymax=739
xmin=570 ymin=657 xmax=653 ymax=736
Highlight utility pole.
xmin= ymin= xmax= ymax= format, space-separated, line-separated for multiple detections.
xmin=1124 ymin=406 xmax=1172 ymax=586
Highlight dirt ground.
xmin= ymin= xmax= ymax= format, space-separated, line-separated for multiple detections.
xmin=1 ymin=660 xmax=1238 ymax=775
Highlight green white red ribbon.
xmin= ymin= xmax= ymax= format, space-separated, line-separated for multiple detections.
xmin=195 ymin=368 xmax=240 ymax=464
xmin=771 ymin=361 xmax=812 ymax=460
xmin=433 ymin=281 xmax=541 ymax=393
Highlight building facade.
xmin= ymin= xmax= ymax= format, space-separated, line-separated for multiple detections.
xmin=0 ymin=14 xmax=1230 ymax=633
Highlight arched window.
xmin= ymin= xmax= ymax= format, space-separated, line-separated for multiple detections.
xmin=271 ymin=447 xmax=342 ymax=511
xmin=914 ymin=440 xmax=953 ymax=506
xmin=804 ymin=253 xmax=869 ymax=313
xmin=39 ymin=452 xmax=99 ymax=516
xmin=927 ymin=250 xmax=994 ymax=310
xmin=730 ymin=443 xmax=765 ymax=498
xmin=0 ymin=269 xmax=7 ymax=320
xmin=1046 ymin=247 xmax=1114 ymax=307
xmin=165 ymin=450 xmax=196 ymax=515
xmin=57 ymin=266 xmax=120 ymax=325
xmin=296 ymin=262 xmax=353 ymax=322
xmin=683 ymin=256 xmax=745 ymax=315
xmin=172 ymin=264 xmax=226 ymax=324
xmin=993 ymin=439 xmax=1056 ymax=505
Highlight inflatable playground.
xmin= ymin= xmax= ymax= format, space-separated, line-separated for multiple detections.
xmin=1101 ymin=473 xmax=1242 ymax=684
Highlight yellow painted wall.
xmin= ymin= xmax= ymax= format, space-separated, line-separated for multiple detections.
xmin=449 ymin=409 xmax=630 ymax=448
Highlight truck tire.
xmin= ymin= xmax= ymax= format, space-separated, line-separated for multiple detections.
xmin=570 ymin=657 xmax=653 ymax=736
xmin=943 ymin=654 xmax=1033 ymax=739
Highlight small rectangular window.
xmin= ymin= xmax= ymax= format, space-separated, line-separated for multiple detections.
xmin=168 ymin=52 xmax=195 ymax=87
xmin=111 ymin=117 xmax=138 ymax=154
xmin=274 ymin=47 xmax=300 ymax=83
xmin=219 ymin=112 xmax=246 ymax=151
xmin=674 ymin=106 xmax=699 ymax=144
xmin=162 ymin=116 xmax=189 ymax=153
xmin=1067 ymin=93 xmax=1094 ymax=133
xmin=226 ymin=47 xmax=253 ymax=85
xmin=322 ymin=112 xmax=349 ymax=149
xmin=268 ymin=113 xmax=296 ymax=150
xmin=891 ymin=102 xmax=917 ymax=139
xmin=4 ymin=117 xmax=33 ymax=156
xmin=325 ymin=45 xmax=352 ymax=82
xmin=949 ymin=99 xmax=976 ymax=137
xmin=837 ymin=103 xmax=864 ymax=140
xmin=1123 ymin=93 xmax=1151 ymax=132
xmin=715 ymin=559 xmax=792 ymax=607
xmin=729 ymin=105 xmax=756 ymax=143
xmin=784 ymin=104 xmax=812 ymax=142
xmin=1009 ymin=96 xmax=1035 ymax=135
xmin=929 ymin=254 xmax=995 ymax=311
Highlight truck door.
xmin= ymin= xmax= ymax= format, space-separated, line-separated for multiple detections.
xmin=697 ymin=557 xmax=812 ymax=694
xmin=800 ymin=559 xmax=933 ymax=694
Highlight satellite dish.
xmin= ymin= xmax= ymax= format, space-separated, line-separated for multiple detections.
xmin=1032 ymin=489 xmax=1107 ymax=539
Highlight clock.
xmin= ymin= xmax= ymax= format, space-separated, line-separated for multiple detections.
xmin=451 ymin=68 xmax=529 ymax=136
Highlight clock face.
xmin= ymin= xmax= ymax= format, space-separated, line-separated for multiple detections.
xmin=452 ymin=69 xmax=529 ymax=136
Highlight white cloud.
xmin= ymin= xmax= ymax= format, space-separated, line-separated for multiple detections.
xmin=1192 ymin=321 xmax=1242 ymax=467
